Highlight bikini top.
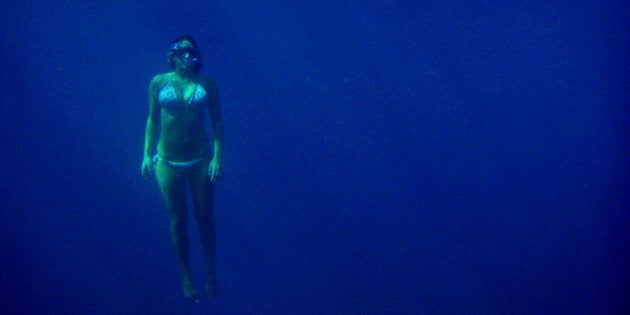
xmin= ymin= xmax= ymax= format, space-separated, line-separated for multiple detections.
xmin=158 ymin=80 xmax=208 ymax=111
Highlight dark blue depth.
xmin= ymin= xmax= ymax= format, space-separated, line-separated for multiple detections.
xmin=1 ymin=1 xmax=628 ymax=314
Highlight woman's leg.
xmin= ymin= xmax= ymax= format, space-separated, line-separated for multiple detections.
xmin=155 ymin=160 xmax=198 ymax=301
xmin=188 ymin=158 xmax=217 ymax=298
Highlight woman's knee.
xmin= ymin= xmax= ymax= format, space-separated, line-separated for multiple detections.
xmin=191 ymin=185 xmax=214 ymax=219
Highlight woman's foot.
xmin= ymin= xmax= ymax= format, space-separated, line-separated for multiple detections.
xmin=183 ymin=278 xmax=199 ymax=303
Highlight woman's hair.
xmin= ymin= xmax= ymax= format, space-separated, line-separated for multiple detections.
xmin=167 ymin=35 xmax=202 ymax=73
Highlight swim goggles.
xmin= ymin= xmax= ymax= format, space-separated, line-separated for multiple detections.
xmin=170 ymin=44 xmax=200 ymax=66
xmin=172 ymin=46 xmax=200 ymax=58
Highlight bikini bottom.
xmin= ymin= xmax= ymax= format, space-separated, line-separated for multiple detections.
xmin=154 ymin=155 xmax=205 ymax=174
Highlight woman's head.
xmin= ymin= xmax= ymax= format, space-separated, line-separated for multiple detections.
xmin=167 ymin=35 xmax=202 ymax=73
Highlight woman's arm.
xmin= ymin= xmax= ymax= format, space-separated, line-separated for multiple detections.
xmin=142 ymin=75 xmax=161 ymax=178
xmin=206 ymin=79 xmax=223 ymax=181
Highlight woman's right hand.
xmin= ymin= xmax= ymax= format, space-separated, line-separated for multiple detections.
xmin=141 ymin=155 xmax=154 ymax=179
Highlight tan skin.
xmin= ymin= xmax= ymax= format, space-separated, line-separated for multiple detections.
xmin=141 ymin=40 xmax=223 ymax=302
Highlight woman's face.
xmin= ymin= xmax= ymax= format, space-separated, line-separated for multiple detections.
xmin=172 ymin=40 xmax=201 ymax=69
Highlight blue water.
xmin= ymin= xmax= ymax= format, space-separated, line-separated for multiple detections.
xmin=1 ymin=1 xmax=628 ymax=314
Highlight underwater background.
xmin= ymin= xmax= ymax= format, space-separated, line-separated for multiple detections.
xmin=1 ymin=0 xmax=628 ymax=314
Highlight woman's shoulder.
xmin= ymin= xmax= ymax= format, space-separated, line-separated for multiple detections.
xmin=152 ymin=72 xmax=175 ymax=84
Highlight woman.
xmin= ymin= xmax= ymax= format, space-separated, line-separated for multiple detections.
xmin=142 ymin=35 xmax=223 ymax=302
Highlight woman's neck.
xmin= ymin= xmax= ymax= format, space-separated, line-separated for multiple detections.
xmin=175 ymin=68 xmax=196 ymax=82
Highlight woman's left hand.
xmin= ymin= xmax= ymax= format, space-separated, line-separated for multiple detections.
xmin=208 ymin=157 xmax=222 ymax=182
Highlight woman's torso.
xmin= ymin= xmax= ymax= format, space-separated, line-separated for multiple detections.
xmin=156 ymin=72 xmax=211 ymax=161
